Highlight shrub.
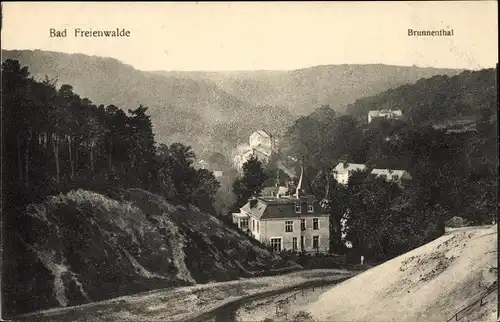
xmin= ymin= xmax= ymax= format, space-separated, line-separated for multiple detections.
xmin=292 ymin=310 xmax=315 ymax=321
xmin=445 ymin=216 xmax=467 ymax=228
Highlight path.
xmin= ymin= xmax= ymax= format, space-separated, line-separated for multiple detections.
xmin=190 ymin=276 xmax=353 ymax=322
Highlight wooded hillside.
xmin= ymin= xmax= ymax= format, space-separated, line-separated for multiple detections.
xmin=278 ymin=67 xmax=497 ymax=260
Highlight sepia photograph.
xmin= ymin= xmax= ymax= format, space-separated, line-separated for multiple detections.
xmin=0 ymin=2 xmax=498 ymax=321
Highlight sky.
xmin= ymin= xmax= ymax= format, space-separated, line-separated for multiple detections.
xmin=2 ymin=1 xmax=498 ymax=71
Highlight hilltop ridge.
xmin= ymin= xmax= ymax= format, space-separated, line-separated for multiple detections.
xmin=2 ymin=49 xmax=463 ymax=156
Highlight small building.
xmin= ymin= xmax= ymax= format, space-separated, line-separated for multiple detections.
xmin=331 ymin=162 xmax=367 ymax=185
xmin=249 ymin=130 xmax=275 ymax=150
xmin=233 ymin=130 xmax=277 ymax=173
xmin=213 ymin=170 xmax=223 ymax=178
xmin=370 ymin=169 xmax=412 ymax=184
xmin=261 ymin=185 xmax=289 ymax=198
xmin=196 ymin=160 xmax=208 ymax=170
xmin=368 ymin=109 xmax=403 ymax=123
xmin=232 ymin=167 xmax=330 ymax=253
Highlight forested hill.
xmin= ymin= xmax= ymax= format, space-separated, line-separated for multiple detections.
xmin=2 ymin=50 xmax=464 ymax=157
xmin=155 ymin=64 xmax=464 ymax=116
xmin=1 ymin=49 xmax=295 ymax=156
xmin=345 ymin=67 xmax=497 ymax=124
xmin=278 ymin=67 xmax=497 ymax=261
xmin=1 ymin=59 xmax=298 ymax=316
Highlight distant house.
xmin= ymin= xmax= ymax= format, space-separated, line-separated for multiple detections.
xmin=432 ymin=121 xmax=478 ymax=135
xmin=261 ymin=184 xmax=289 ymax=198
xmin=370 ymin=169 xmax=412 ymax=184
xmin=213 ymin=170 xmax=223 ymax=178
xmin=197 ymin=160 xmax=208 ymax=170
xmin=232 ymin=167 xmax=330 ymax=253
xmin=331 ymin=162 xmax=367 ymax=185
xmin=249 ymin=130 xmax=275 ymax=150
xmin=233 ymin=130 xmax=277 ymax=173
xmin=368 ymin=109 xmax=403 ymax=123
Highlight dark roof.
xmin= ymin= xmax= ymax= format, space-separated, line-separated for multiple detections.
xmin=241 ymin=196 xmax=329 ymax=220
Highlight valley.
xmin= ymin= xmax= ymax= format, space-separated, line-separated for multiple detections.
xmin=2 ymin=50 xmax=497 ymax=322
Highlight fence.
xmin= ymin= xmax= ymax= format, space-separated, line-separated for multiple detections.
xmin=446 ymin=281 xmax=498 ymax=322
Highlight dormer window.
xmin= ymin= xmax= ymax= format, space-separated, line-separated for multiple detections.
xmin=295 ymin=203 xmax=301 ymax=213
xmin=307 ymin=204 xmax=314 ymax=213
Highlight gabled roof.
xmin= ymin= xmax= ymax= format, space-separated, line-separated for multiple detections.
xmin=371 ymin=169 xmax=412 ymax=180
xmin=368 ymin=109 xmax=403 ymax=117
xmin=332 ymin=162 xmax=367 ymax=173
xmin=261 ymin=186 xmax=289 ymax=197
xmin=241 ymin=196 xmax=328 ymax=220
xmin=252 ymin=130 xmax=271 ymax=138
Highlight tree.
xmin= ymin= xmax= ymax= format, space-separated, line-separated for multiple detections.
xmin=191 ymin=169 xmax=221 ymax=214
xmin=232 ymin=156 xmax=268 ymax=208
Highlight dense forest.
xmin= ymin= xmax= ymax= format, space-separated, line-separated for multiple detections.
xmin=345 ymin=67 xmax=498 ymax=124
xmin=2 ymin=50 xmax=464 ymax=159
xmin=2 ymin=60 xmax=301 ymax=316
xmin=279 ymin=67 xmax=497 ymax=260
xmin=2 ymin=58 xmax=223 ymax=219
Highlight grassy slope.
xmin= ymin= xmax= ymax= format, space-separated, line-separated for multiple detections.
xmin=3 ymin=189 xmax=298 ymax=317
xmin=306 ymin=225 xmax=498 ymax=322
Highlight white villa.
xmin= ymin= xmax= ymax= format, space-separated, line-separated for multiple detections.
xmin=232 ymin=167 xmax=330 ymax=253
xmin=368 ymin=109 xmax=403 ymax=123
xmin=332 ymin=161 xmax=412 ymax=186
xmin=233 ymin=130 xmax=276 ymax=173
xmin=370 ymin=169 xmax=412 ymax=184
xmin=331 ymin=162 xmax=367 ymax=185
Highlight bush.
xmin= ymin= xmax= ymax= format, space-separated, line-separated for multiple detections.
xmin=445 ymin=216 xmax=467 ymax=228
xmin=292 ymin=311 xmax=315 ymax=321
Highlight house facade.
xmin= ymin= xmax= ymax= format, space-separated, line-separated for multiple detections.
xmin=249 ymin=130 xmax=275 ymax=150
xmin=370 ymin=169 xmax=412 ymax=184
xmin=368 ymin=109 xmax=403 ymax=123
xmin=331 ymin=162 xmax=367 ymax=185
xmin=232 ymin=167 xmax=330 ymax=253
xmin=233 ymin=130 xmax=276 ymax=173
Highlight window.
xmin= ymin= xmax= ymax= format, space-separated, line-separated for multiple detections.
xmin=270 ymin=238 xmax=282 ymax=252
xmin=307 ymin=204 xmax=314 ymax=213
xmin=313 ymin=236 xmax=319 ymax=249
xmin=292 ymin=237 xmax=298 ymax=251
xmin=295 ymin=203 xmax=301 ymax=213
xmin=301 ymin=219 xmax=306 ymax=231
xmin=313 ymin=218 xmax=319 ymax=230
xmin=300 ymin=236 xmax=305 ymax=250
xmin=257 ymin=221 xmax=260 ymax=233
xmin=241 ymin=218 xmax=248 ymax=229
xmin=285 ymin=221 xmax=293 ymax=232
xmin=252 ymin=219 xmax=255 ymax=231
